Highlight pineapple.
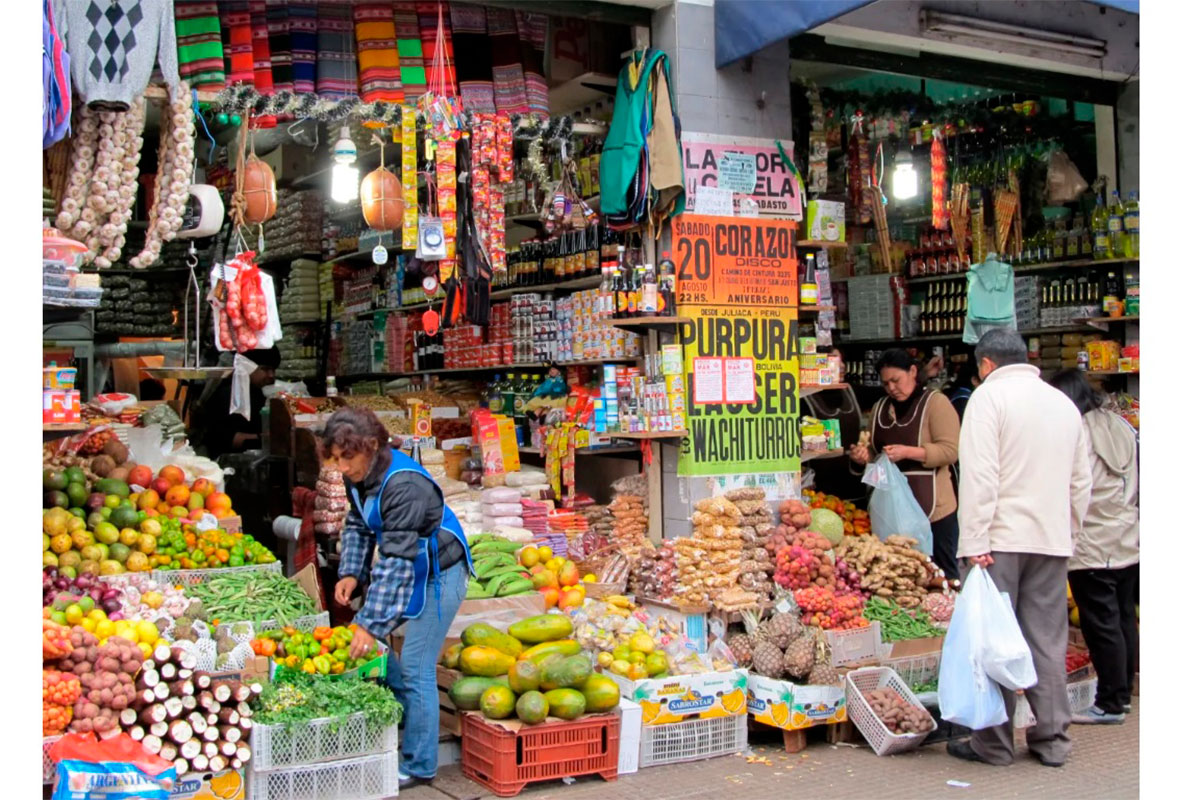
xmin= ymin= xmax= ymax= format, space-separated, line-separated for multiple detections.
xmin=807 ymin=633 xmax=839 ymax=686
xmin=726 ymin=633 xmax=755 ymax=667
xmin=752 ymin=641 xmax=786 ymax=679
xmin=784 ymin=635 xmax=815 ymax=681
xmin=763 ymin=613 xmax=803 ymax=651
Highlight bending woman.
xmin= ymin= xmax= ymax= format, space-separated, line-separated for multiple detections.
xmin=323 ymin=408 xmax=472 ymax=790
xmin=848 ymin=349 xmax=962 ymax=581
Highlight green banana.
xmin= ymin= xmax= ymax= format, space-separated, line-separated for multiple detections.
xmin=497 ymin=577 xmax=534 ymax=597
xmin=465 ymin=578 xmax=489 ymax=599
xmin=470 ymin=540 xmax=521 ymax=555
xmin=470 ymin=554 xmax=507 ymax=575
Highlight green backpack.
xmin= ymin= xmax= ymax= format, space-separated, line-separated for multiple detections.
xmin=963 ymin=254 xmax=1017 ymax=344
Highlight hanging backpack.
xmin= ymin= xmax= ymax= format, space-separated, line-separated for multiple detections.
xmin=963 ymin=253 xmax=1017 ymax=345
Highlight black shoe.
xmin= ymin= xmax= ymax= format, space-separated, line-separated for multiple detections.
xmin=1123 ymin=704 xmax=1132 ymax=713
xmin=397 ymin=775 xmax=434 ymax=791
xmin=1032 ymin=752 xmax=1066 ymax=768
xmin=947 ymin=740 xmax=991 ymax=764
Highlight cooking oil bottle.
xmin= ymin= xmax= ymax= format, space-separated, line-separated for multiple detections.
xmin=1107 ymin=191 xmax=1126 ymax=260
xmin=1122 ymin=190 xmax=1139 ymax=258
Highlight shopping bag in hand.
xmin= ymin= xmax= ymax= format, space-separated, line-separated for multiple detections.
xmin=936 ymin=566 xmax=1008 ymax=729
xmin=862 ymin=454 xmax=933 ymax=555
xmin=976 ymin=568 xmax=1037 ymax=690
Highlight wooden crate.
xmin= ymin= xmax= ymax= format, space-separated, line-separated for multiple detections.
xmin=437 ymin=665 xmax=463 ymax=737
xmin=748 ymin=718 xmax=860 ymax=752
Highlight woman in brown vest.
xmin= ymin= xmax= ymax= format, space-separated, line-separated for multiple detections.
xmin=848 ymin=349 xmax=962 ymax=581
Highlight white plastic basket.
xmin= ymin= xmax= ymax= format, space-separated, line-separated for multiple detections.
xmin=883 ymin=651 xmax=941 ymax=690
xmin=217 ymin=611 xmax=330 ymax=638
xmin=639 ymin=713 xmax=747 ymax=768
xmin=251 ymin=713 xmax=399 ymax=771
xmin=845 ymin=667 xmax=936 ymax=756
xmin=826 ymin=621 xmax=883 ymax=667
xmin=247 ymin=751 xmax=397 ymax=800
xmin=99 ymin=561 xmax=282 ymax=587
xmin=43 ymin=735 xmax=62 ymax=784
xmin=1067 ymin=677 xmax=1099 ymax=714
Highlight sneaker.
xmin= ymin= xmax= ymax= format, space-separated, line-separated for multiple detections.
xmin=1071 ymin=705 xmax=1125 ymax=725
xmin=1123 ymin=704 xmax=1132 ymax=713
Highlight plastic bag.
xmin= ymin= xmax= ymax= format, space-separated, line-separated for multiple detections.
xmin=862 ymin=454 xmax=933 ymax=555
xmin=50 ymin=732 xmax=176 ymax=800
xmin=977 ymin=569 xmax=1038 ymax=690
xmin=1044 ymin=150 xmax=1087 ymax=205
xmin=937 ymin=567 xmax=1008 ymax=729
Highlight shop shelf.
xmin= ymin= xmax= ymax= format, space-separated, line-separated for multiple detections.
xmin=251 ymin=712 xmax=399 ymax=771
xmin=43 ymin=735 xmax=62 ymax=784
xmin=798 ymin=383 xmax=849 ymax=399
xmin=610 ymin=431 xmax=684 ymax=441
xmin=599 ymin=315 xmax=691 ymax=333
xmin=1067 ymin=677 xmax=1099 ymax=715
xmin=638 ymin=713 xmax=748 ymax=768
xmin=799 ymin=304 xmax=837 ymax=312
xmin=247 ymin=750 xmax=396 ymax=800
xmin=797 ymin=240 xmax=849 ymax=249
xmin=490 ymin=273 xmax=603 ymax=300
xmin=802 ymin=448 xmax=845 ymax=462
xmin=1087 ymin=370 xmax=1138 ymax=376
xmin=460 ymin=711 xmax=619 ymax=797
xmin=336 ymin=357 xmax=639 ymax=382
xmin=1075 ymin=315 xmax=1139 ymax=327
xmin=845 ymin=666 xmax=936 ymax=756
xmin=98 ymin=561 xmax=282 ymax=588
xmin=905 ymin=257 xmax=1138 ymax=285
xmin=518 ymin=445 xmax=640 ymax=456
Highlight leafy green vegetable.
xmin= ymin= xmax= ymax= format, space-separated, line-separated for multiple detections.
xmin=253 ymin=670 xmax=403 ymax=732
xmin=865 ymin=596 xmax=944 ymax=641
xmin=909 ymin=679 xmax=938 ymax=693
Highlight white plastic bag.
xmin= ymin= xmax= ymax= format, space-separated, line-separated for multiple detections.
xmin=230 ymin=353 xmax=258 ymax=420
xmin=1044 ymin=150 xmax=1087 ymax=205
xmin=977 ymin=570 xmax=1038 ymax=690
xmin=862 ymin=454 xmax=933 ymax=555
xmin=937 ymin=567 xmax=1009 ymax=729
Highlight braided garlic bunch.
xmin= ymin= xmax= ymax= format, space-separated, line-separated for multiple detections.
xmin=130 ymin=84 xmax=196 ymax=268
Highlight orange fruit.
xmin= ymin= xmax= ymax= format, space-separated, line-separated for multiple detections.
xmin=137 ymin=490 xmax=159 ymax=511
xmin=164 ymin=485 xmax=191 ymax=507
xmin=205 ymin=492 xmax=233 ymax=514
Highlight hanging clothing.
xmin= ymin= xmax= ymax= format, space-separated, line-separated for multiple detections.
xmin=964 ymin=253 xmax=1017 ymax=344
xmin=354 ymin=1 xmax=406 ymax=103
xmin=288 ymin=0 xmax=319 ymax=94
xmin=248 ymin=1 xmax=277 ymax=127
xmin=515 ymin=11 xmax=548 ymax=117
xmin=451 ymin=3 xmax=494 ymax=113
xmin=43 ymin=0 xmax=71 ymax=149
xmin=174 ymin=1 xmax=225 ymax=92
xmin=315 ymin=1 xmax=357 ymax=98
xmin=486 ymin=7 xmax=525 ymax=114
xmin=265 ymin=0 xmax=293 ymax=92
xmin=220 ymin=1 xmax=255 ymax=86
xmin=393 ymin=2 xmax=427 ymax=99
xmin=54 ymin=0 xmax=180 ymax=109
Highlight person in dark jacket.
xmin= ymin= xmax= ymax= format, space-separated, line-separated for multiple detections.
xmin=199 ymin=347 xmax=279 ymax=457
xmin=324 ymin=408 xmax=471 ymax=791
xmin=946 ymin=355 xmax=981 ymax=421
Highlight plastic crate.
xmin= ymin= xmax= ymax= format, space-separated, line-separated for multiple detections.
xmin=99 ymin=561 xmax=282 ymax=587
xmin=218 ymin=611 xmax=330 ymax=638
xmin=43 ymin=735 xmax=62 ymax=784
xmin=845 ymin=667 xmax=936 ymax=756
xmin=639 ymin=713 xmax=747 ymax=768
xmin=251 ymin=712 xmax=399 ymax=771
xmin=826 ymin=621 xmax=883 ymax=667
xmin=460 ymin=712 xmax=619 ymax=797
xmin=883 ymin=651 xmax=941 ymax=690
xmin=1067 ymin=677 xmax=1099 ymax=714
xmin=247 ymin=751 xmax=396 ymax=800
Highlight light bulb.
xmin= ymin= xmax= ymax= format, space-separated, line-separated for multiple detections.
xmin=892 ymin=153 xmax=918 ymax=200
xmin=331 ymin=162 xmax=360 ymax=204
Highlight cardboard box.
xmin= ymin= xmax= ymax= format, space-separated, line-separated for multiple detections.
xmin=605 ymin=668 xmax=748 ymax=726
xmin=806 ymin=199 xmax=846 ymax=243
xmin=208 ymin=656 xmax=269 ymax=686
xmin=637 ymin=597 xmax=710 ymax=653
xmin=746 ymin=675 xmax=847 ymax=731
xmin=171 ymin=770 xmax=245 ymax=800
xmin=617 ymin=698 xmax=641 ymax=775
xmin=884 ymin=635 xmax=944 ymax=661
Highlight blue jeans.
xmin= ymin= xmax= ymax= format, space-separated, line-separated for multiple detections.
xmin=385 ymin=559 xmax=468 ymax=779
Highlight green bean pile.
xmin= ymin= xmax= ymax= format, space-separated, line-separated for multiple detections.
xmin=185 ymin=570 xmax=318 ymax=623
xmin=864 ymin=595 xmax=944 ymax=641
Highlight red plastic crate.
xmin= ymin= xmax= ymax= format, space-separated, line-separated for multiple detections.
xmin=460 ymin=712 xmax=620 ymax=797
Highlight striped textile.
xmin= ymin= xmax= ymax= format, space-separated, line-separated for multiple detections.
xmin=516 ymin=11 xmax=548 ymax=116
xmin=289 ymin=0 xmax=319 ymax=94
xmin=266 ymin=0 xmax=293 ymax=92
xmin=451 ymin=3 xmax=493 ymax=113
xmin=487 ymin=7 xmax=526 ymax=114
xmin=249 ymin=1 xmax=277 ymax=127
xmin=175 ymin=2 xmax=225 ymax=91
xmin=393 ymin=2 xmax=426 ymax=99
xmin=417 ymin=2 xmax=456 ymax=96
xmin=354 ymin=2 xmax=405 ymax=103
xmin=316 ymin=2 xmax=357 ymax=98
xmin=221 ymin=1 xmax=254 ymax=86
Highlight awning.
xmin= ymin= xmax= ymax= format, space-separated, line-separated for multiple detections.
xmin=714 ymin=0 xmax=1139 ymax=68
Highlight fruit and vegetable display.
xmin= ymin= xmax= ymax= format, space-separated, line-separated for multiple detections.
xmin=863 ymin=596 xmax=944 ymax=641
xmin=466 ymin=534 xmax=537 ymax=600
xmin=184 ymin=571 xmax=318 ymax=625
xmin=255 ymin=625 xmax=381 ymax=676
xmin=861 ymin=687 xmax=935 ymax=735
xmin=251 ymin=670 xmax=402 ymax=731
xmin=445 ymin=616 xmax=621 ymax=724
xmin=568 ymin=597 xmax=721 ymax=679
xmin=673 ymin=495 xmax=746 ymax=607
xmin=795 ymin=587 xmax=870 ymax=631
xmin=802 ymin=489 xmax=872 ymax=538
xmin=726 ymin=611 xmax=839 ymax=686
xmin=834 ymin=535 xmax=943 ymax=608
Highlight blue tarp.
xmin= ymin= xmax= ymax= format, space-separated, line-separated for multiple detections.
xmin=714 ymin=0 xmax=1140 ymax=68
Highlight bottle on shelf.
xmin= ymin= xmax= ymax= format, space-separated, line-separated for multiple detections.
xmin=614 ymin=245 xmax=628 ymax=318
xmin=1091 ymin=196 xmax=1110 ymax=260
xmin=513 ymin=373 xmax=532 ymax=416
xmin=1107 ymin=191 xmax=1126 ymax=260
xmin=501 ymin=373 xmax=517 ymax=416
xmin=658 ymin=251 xmax=676 ymax=316
xmin=1103 ymin=271 xmax=1122 ymax=315
xmin=801 ymin=253 xmax=819 ymax=306
xmin=1123 ymin=190 xmax=1139 ymax=258
xmin=631 ymin=264 xmax=645 ymax=315
xmin=487 ymin=374 xmax=504 ymax=413
xmin=639 ymin=258 xmax=658 ymax=317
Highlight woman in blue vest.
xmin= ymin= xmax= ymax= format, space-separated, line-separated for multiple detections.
xmin=323 ymin=408 xmax=472 ymax=791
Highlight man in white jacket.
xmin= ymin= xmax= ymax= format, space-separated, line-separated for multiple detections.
xmin=950 ymin=329 xmax=1093 ymax=768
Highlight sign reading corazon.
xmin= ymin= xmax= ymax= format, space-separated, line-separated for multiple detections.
xmin=681 ymin=133 xmax=801 ymax=218
xmin=674 ymin=214 xmax=805 ymax=476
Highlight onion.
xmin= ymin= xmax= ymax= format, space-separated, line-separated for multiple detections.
xmin=55 ymin=578 xmax=70 ymax=590
xmin=105 ymin=606 xmax=123 ymax=618
xmin=102 ymin=589 xmax=121 ymax=602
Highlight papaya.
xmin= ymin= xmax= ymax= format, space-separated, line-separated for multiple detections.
xmin=581 ymin=673 xmax=621 ymax=713
xmin=448 ymin=676 xmax=508 ymax=710
xmin=539 ymin=654 xmax=592 ymax=691
xmin=516 ymin=690 xmax=549 ymax=725
xmin=508 ymin=659 xmax=541 ymax=694
xmin=479 ymin=685 xmax=517 ymax=720
xmin=544 ymin=688 xmax=587 ymax=720
xmin=441 ymin=643 xmax=464 ymax=670
xmin=508 ymin=614 xmax=574 ymax=645
xmin=459 ymin=645 xmax=516 ymax=677
xmin=518 ymin=639 xmax=581 ymax=664
xmin=461 ymin=623 xmax=524 ymax=658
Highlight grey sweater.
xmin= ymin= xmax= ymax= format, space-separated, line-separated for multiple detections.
xmin=54 ymin=0 xmax=179 ymax=109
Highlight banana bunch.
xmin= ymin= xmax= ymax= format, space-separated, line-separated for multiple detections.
xmin=603 ymin=595 xmax=634 ymax=617
xmin=466 ymin=534 xmax=536 ymax=600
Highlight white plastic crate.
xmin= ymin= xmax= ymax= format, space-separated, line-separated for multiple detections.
xmin=883 ymin=651 xmax=941 ymax=689
xmin=1067 ymin=677 xmax=1099 ymax=714
xmin=43 ymin=735 xmax=62 ymax=784
xmin=218 ymin=611 xmax=330 ymax=638
xmin=639 ymin=713 xmax=747 ymax=768
xmin=251 ymin=713 xmax=399 ymax=771
xmin=845 ymin=667 xmax=936 ymax=756
xmin=99 ymin=561 xmax=282 ymax=587
xmin=826 ymin=621 xmax=883 ymax=667
xmin=248 ymin=751 xmax=396 ymax=800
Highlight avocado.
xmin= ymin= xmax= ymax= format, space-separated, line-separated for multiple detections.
xmin=43 ymin=470 xmax=68 ymax=491
xmin=44 ymin=490 xmax=69 ymax=509
xmin=66 ymin=482 xmax=88 ymax=509
xmin=109 ymin=506 xmax=139 ymax=530
xmin=94 ymin=478 xmax=130 ymax=499
xmin=63 ymin=467 xmax=87 ymax=486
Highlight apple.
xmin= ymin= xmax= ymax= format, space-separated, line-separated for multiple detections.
xmin=191 ymin=478 xmax=214 ymax=498
xmin=150 ymin=477 xmax=171 ymax=497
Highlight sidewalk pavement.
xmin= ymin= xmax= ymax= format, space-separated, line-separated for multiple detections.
xmin=412 ymin=700 xmax=1138 ymax=800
